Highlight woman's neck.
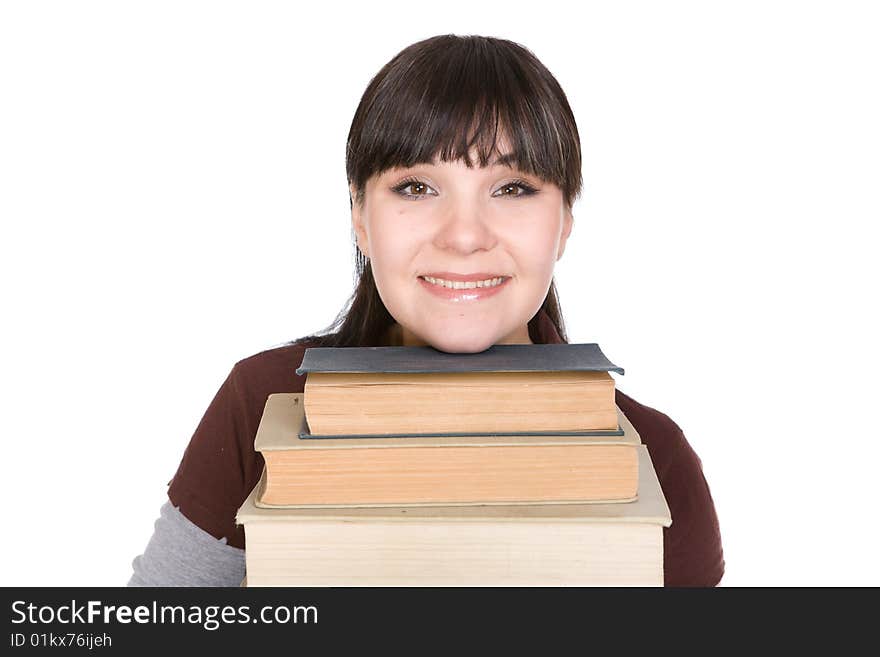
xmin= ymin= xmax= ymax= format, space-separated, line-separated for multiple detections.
xmin=383 ymin=322 xmax=428 ymax=347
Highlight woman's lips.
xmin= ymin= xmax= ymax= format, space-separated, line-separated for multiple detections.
xmin=420 ymin=271 xmax=507 ymax=282
xmin=418 ymin=275 xmax=511 ymax=302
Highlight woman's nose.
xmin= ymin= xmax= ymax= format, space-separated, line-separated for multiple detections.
xmin=433 ymin=200 xmax=497 ymax=253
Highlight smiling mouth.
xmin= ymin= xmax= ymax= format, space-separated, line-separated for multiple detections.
xmin=419 ymin=275 xmax=509 ymax=289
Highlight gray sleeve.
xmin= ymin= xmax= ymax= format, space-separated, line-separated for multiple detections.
xmin=127 ymin=500 xmax=246 ymax=587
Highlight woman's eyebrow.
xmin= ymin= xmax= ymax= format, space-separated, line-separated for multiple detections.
xmin=388 ymin=151 xmax=522 ymax=174
xmin=490 ymin=151 xmax=520 ymax=168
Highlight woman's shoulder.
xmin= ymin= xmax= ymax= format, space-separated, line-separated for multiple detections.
xmin=614 ymin=388 xmax=693 ymax=474
xmin=227 ymin=339 xmax=322 ymax=400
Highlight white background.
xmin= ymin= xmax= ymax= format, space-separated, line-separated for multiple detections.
xmin=1 ymin=1 xmax=878 ymax=586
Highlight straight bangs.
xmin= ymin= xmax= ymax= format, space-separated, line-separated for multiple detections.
xmin=346 ymin=35 xmax=582 ymax=208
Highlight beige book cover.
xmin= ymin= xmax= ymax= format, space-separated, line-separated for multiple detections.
xmin=235 ymin=445 xmax=671 ymax=587
xmin=252 ymin=393 xmax=642 ymax=508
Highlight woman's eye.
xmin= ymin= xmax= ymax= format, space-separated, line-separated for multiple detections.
xmin=398 ymin=182 xmax=430 ymax=196
xmin=392 ymin=180 xmax=436 ymax=199
xmin=493 ymin=181 xmax=538 ymax=198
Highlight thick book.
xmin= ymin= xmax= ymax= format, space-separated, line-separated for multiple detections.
xmin=235 ymin=445 xmax=671 ymax=587
xmin=294 ymin=343 xmax=624 ymax=435
xmin=253 ymin=392 xmax=641 ymax=507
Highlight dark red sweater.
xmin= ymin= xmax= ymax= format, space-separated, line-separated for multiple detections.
xmin=167 ymin=310 xmax=725 ymax=586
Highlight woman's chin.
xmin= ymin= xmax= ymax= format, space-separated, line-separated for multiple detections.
xmin=415 ymin=330 xmax=499 ymax=354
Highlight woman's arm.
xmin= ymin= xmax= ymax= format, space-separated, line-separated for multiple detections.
xmin=127 ymin=500 xmax=245 ymax=587
xmin=127 ymin=360 xmax=267 ymax=586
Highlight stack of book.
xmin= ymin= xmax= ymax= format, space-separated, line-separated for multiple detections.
xmin=235 ymin=343 xmax=671 ymax=586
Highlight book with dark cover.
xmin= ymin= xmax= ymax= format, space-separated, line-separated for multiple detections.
xmin=295 ymin=342 xmax=625 ymax=376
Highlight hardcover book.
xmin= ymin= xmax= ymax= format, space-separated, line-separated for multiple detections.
xmin=236 ymin=445 xmax=671 ymax=586
xmin=294 ymin=343 xmax=625 ymax=436
xmin=252 ymin=393 xmax=642 ymax=507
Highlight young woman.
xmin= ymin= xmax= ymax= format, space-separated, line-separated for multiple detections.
xmin=128 ymin=34 xmax=724 ymax=587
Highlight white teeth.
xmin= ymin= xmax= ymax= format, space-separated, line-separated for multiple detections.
xmin=422 ymin=276 xmax=506 ymax=289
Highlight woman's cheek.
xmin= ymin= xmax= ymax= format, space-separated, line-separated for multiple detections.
xmin=507 ymin=225 xmax=558 ymax=275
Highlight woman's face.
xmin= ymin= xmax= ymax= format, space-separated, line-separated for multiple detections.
xmin=351 ymin=148 xmax=573 ymax=353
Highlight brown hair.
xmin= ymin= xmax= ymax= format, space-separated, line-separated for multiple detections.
xmin=291 ymin=34 xmax=582 ymax=348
